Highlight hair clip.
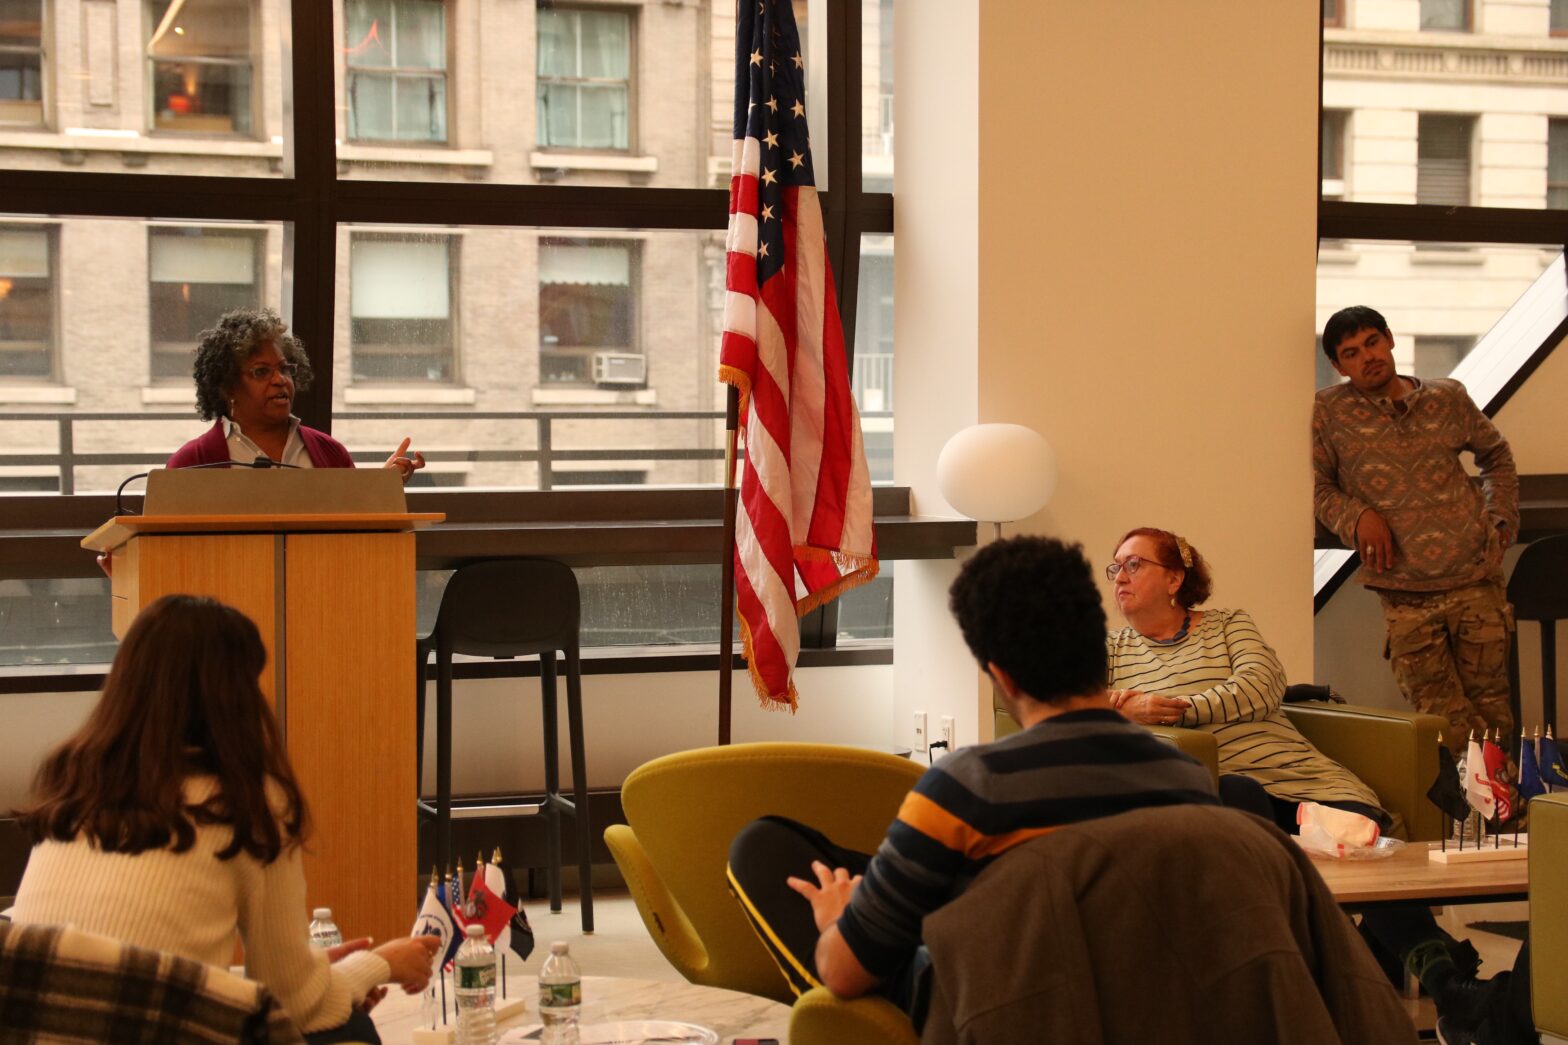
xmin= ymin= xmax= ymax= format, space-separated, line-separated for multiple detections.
xmin=1174 ymin=536 xmax=1193 ymax=568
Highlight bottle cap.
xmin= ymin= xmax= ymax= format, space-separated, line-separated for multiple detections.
xmin=550 ymin=940 xmax=568 ymax=954
xmin=466 ymin=924 xmax=485 ymax=938
xmin=312 ymin=908 xmax=332 ymax=920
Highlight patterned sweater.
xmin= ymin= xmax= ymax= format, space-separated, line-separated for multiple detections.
xmin=1312 ymin=376 xmax=1517 ymax=592
xmin=835 ymin=709 xmax=1217 ymax=977
xmin=1107 ymin=609 xmax=1380 ymax=809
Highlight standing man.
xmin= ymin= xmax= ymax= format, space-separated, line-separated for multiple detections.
xmin=1313 ymin=305 xmax=1519 ymax=764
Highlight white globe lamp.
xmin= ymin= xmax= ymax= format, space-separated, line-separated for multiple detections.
xmin=936 ymin=424 xmax=1056 ymax=540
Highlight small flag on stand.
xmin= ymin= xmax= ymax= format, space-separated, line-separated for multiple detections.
xmin=1464 ymin=734 xmax=1497 ymax=820
xmin=1520 ymin=729 xmax=1546 ymax=803
xmin=1482 ymin=729 xmax=1513 ymax=824
xmin=411 ymin=868 xmax=457 ymax=1028
xmin=1427 ymin=742 xmax=1470 ymax=829
xmin=465 ymin=853 xmax=518 ymax=945
xmin=488 ymin=849 xmax=536 ymax=961
xmin=1542 ymin=729 xmax=1568 ymax=790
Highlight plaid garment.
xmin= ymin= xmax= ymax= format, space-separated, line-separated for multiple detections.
xmin=0 ymin=920 xmax=303 ymax=1044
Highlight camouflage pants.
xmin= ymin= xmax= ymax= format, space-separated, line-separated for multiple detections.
xmin=1379 ymin=578 xmax=1516 ymax=757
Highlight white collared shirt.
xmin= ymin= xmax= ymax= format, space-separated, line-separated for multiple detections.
xmin=222 ymin=416 xmax=314 ymax=469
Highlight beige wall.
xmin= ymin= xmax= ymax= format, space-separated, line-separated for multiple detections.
xmin=892 ymin=0 xmax=1321 ymax=752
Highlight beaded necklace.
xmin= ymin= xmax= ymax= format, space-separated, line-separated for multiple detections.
xmin=1146 ymin=611 xmax=1191 ymax=646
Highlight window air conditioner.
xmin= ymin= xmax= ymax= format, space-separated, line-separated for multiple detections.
xmin=592 ymin=351 xmax=647 ymax=386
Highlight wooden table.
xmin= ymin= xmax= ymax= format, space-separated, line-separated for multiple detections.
xmin=1309 ymin=840 xmax=1529 ymax=911
xmin=374 ymin=975 xmax=790 ymax=1045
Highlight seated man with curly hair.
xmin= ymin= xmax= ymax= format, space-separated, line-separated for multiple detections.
xmin=725 ymin=536 xmax=1220 ymax=1013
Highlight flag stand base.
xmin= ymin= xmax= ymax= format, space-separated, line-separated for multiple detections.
xmin=1430 ymin=837 xmax=1529 ymax=864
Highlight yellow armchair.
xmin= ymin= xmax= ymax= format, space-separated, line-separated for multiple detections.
xmin=603 ymin=742 xmax=923 ymax=1005
xmin=1531 ymin=792 xmax=1568 ymax=1038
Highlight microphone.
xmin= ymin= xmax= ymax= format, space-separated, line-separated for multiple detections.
xmin=114 ymin=456 xmax=300 ymax=515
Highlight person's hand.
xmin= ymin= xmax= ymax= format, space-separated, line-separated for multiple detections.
xmin=96 ymin=552 xmax=113 ymax=578
xmin=1117 ymin=691 xmax=1191 ymax=727
xmin=1355 ymin=508 xmax=1395 ymax=573
xmin=787 ymin=860 xmax=861 ymax=933
xmin=326 ymin=937 xmax=373 ymax=963
xmin=360 ymin=986 xmax=389 ymax=1014
xmin=374 ymin=935 xmax=442 ymax=993
xmin=383 ymin=437 xmax=426 ymax=485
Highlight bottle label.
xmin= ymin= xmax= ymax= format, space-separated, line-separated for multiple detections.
xmin=458 ymin=962 xmax=496 ymax=991
xmin=539 ymin=981 xmax=581 ymax=1007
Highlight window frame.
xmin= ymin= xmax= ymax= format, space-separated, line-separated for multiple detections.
xmin=0 ymin=0 xmax=48 ymax=128
xmin=0 ymin=220 xmax=59 ymax=383
xmin=343 ymin=0 xmax=452 ymax=145
xmin=146 ymin=224 xmax=268 ymax=383
xmin=143 ymin=0 xmax=260 ymax=138
xmin=534 ymin=1 xmax=639 ymax=155
xmin=537 ymin=236 xmax=642 ymax=388
xmin=1418 ymin=0 xmax=1472 ymax=32
xmin=347 ymin=229 xmax=462 ymax=385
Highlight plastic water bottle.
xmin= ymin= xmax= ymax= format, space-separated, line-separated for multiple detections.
xmin=538 ymin=940 xmax=582 ymax=1044
xmin=455 ymin=924 xmax=497 ymax=1045
xmin=307 ymin=908 xmax=342 ymax=949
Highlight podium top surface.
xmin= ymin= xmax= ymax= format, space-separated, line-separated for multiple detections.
xmin=82 ymin=513 xmax=445 ymax=552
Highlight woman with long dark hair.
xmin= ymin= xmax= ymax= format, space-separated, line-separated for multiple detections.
xmin=12 ymin=595 xmax=437 ymax=1043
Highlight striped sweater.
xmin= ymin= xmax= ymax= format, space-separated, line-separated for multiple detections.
xmin=836 ymin=709 xmax=1216 ymax=977
xmin=1107 ymin=608 xmax=1379 ymax=809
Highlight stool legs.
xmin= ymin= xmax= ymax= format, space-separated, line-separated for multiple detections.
xmin=435 ymin=641 xmax=455 ymax=876
xmin=565 ymin=646 xmax=594 ymax=933
xmin=540 ymin=652 xmax=564 ymax=914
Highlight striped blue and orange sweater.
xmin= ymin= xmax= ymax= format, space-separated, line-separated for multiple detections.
xmin=836 ymin=708 xmax=1218 ymax=977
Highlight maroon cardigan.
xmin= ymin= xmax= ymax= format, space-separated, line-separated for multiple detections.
xmin=166 ymin=420 xmax=356 ymax=470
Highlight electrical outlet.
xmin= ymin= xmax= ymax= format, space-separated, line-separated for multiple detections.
xmin=939 ymin=716 xmax=956 ymax=751
xmin=913 ymin=711 xmax=928 ymax=753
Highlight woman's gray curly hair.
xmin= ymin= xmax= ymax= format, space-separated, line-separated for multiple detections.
xmin=191 ymin=307 xmax=314 ymax=422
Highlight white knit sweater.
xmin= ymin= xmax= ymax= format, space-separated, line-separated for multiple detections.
xmin=11 ymin=778 xmax=390 ymax=1034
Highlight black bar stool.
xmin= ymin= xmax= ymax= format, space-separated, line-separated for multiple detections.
xmin=1508 ymin=534 xmax=1568 ymax=737
xmin=415 ymin=558 xmax=594 ymax=933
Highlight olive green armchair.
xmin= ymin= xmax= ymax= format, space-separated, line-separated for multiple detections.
xmin=994 ymin=692 xmax=1446 ymax=840
xmin=1531 ymin=791 xmax=1568 ymax=1038
xmin=603 ymin=742 xmax=923 ymax=1010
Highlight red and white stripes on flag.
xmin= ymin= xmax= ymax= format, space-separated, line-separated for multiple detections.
xmin=719 ymin=0 xmax=877 ymax=710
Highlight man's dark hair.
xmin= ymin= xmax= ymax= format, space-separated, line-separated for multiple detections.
xmin=1321 ymin=305 xmax=1390 ymax=364
xmin=948 ymin=536 xmax=1108 ymax=704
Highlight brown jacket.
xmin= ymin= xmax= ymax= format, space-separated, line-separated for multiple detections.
xmin=919 ymin=805 xmax=1417 ymax=1045
xmin=1312 ymin=376 xmax=1517 ymax=592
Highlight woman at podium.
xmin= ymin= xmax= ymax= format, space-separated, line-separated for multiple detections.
xmin=167 ymin=307 xmax=426 ymax=482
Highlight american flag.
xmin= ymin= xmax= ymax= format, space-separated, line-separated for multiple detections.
xmin=720 ymin=0 xmax=878 ymax=711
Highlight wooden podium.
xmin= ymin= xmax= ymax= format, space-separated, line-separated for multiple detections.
xmin=84 ymin=494 xmax=443 ymax=947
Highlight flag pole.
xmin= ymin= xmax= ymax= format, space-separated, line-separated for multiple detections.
xmin=717 ymin=384 xmax=740 ymax=745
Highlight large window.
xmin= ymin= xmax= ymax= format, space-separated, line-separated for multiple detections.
xmin=0 ymin=225 xmax=53 ymax=380
xmin=1321 ymin=110 xmax=1347 ymax=198
xmin=148 ymin=228 xmax=263 ymax=381
xmin=536 ymin=5 xmax=632 ymax=152
xmin=349 ymin=235 xmax=457 ymax=383
xmin=1550 ymin=120 xmax=1568 ymax=210
xmin=345 ymin=0 xmax=448 ymax=143
xmin=538 ymin=239 xmax=637 ymax=386
xmin=0 ymin=0 xmax=897 ymax=664
xmin=1555 ymin=0 xmax=1568 ymax=35
xmin=146 ymin=0 xmax=254 ymax=135
xmin=0 ymin=0 xmax=43 ymax=126
xmin=1420 ymin=0 xmax=1470 ymax=31
xmin=1416 ymin=114 xmax=1471 ymax=207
